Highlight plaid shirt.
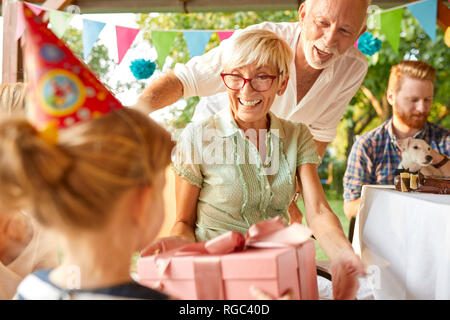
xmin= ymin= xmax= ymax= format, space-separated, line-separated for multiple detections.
xmin=343 ymin=119 xmax=450 ymax=201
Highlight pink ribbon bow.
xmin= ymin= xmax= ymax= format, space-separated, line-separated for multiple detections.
xmin=151 ymin=217 xmax=313 ymax=299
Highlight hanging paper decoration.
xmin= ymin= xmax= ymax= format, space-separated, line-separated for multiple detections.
xmin=82 ymin=19 xmax=106 ymax=59
xmin=116 ymin=26 xmax=140 ymax=64
xmin=49 ymin=10 xmax=73 ymax=38
xmin=151 ymin=31 xmax=177 ymax=69
xmin=380 ymin=8 xmax=403 ymax=54
xmin=406 ymin=0 xmax=438 ymax=42
xmin=357 ymin=32 xmax=381 ymax=56
xmin=129 ymin=59 xmax=156 ymax=80
xmin=217 ymin=31 xmax=234 ymax=42
xmin=15 ymin=0 xmax=444 ymax=63
xmin=183 ymin=31 xmax=212 ymax=58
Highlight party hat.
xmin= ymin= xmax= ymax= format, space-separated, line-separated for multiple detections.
xmin=21 ymin=5 xmax=122 ymax=140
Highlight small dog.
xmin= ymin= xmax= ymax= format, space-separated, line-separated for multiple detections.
xmin=397 ymin=137 xmax=442 ymax=176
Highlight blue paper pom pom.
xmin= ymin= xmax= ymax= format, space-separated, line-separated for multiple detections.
xmin=130 ymin=59 xmax=156 ymax=80
xmin=357 ymin=32 xmax=381 ymax=56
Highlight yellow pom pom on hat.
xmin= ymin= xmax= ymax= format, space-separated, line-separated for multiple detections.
xmin=21 ymin=4 xmax=122 ymax=137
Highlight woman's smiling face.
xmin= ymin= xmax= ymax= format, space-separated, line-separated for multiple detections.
xmin=224 ymin=63 xmax=288 ymax=129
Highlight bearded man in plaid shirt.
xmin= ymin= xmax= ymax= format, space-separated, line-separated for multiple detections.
xmin=343 ymin=60 xmax=450 ymax=219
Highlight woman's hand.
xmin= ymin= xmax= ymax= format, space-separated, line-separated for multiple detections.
xmin=140 ymin=236 xmax=194 ymax=257
xmin=330 ymin=249 xmax=366 ymax=300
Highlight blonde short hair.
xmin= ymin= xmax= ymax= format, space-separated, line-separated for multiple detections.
xmin=222 ymin=29 xmax=293 ymax=84
xmin=0 ymin=108 xmax=174 ymax=230
xmin=388 ymin=60 xmax=436 ymax=94
xmin=0 ymin=83 xmax=26 ymax=116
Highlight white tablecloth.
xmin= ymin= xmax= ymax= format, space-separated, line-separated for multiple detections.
xmin=353 ymin=185 xmax=450 ymax=300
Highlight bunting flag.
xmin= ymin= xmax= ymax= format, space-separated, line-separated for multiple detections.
xmin=151 ymin=31 xmax=177 ymax=69
xmin=49 ymin=10 xmax=73 ymax=38
xmin=183 ymin=31 xmax=212 ymax=58
xmin=15 ymin=2 xmax=26 ymax=41
xmin=217 ymin=31 xmax=234 ymax=42
xmin=445 ymin=26 xmax=450 ymax=47
xmin=82 ymin=19 xmax=106 ymax=59
xmin=15 ymin=0 xmax=443 ymax=66
xmin=25 ymin=2 xmax=43 ymax=15
xmin=406 ymin=0 xmax=438 ymax=42
xmin=116 ymin=26 xmax=140 ymax=64
xmin=380 ymin=8 xmax=403 ymax=54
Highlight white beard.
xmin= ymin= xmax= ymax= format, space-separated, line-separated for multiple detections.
xmin=300 ymin=31 xmax=341 ymax=70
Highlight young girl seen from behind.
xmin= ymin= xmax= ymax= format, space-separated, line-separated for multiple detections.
xmin=0 ymin=107 xmax=174 ymax=299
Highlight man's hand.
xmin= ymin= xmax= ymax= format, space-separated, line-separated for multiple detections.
xmin=330 ymin=249 xmax=366 ymax=300
xmin=140 ymin=236 xmax=193 ymax=257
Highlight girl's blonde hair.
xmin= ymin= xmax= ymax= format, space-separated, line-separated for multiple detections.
xmin=0 ymin=108 xmax=174 ymax=230
xmin=0 ymin=83 xmax=26 ymax=116
xmin=388 ymin=60 xmax=436 ymax=94
xmin=222 ymin=29 xmax=293 ymax=84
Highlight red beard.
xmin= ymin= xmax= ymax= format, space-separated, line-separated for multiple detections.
xmin=394 ymin=108 xmax=428 ymax=129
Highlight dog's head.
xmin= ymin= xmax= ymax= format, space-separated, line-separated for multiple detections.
xmin=398 ymin=138 xmax=433 ymax=170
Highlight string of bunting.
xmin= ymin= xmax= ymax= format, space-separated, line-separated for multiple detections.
xmin=16 ymin=0 xmax=442 ymax=77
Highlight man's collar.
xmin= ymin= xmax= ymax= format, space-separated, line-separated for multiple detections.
xmin=214 ymin=107 xmax=285 ymax=139
xmin=388 ymin=118 xmax=429 ymax=144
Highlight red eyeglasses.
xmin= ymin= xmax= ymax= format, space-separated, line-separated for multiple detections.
xmin=220 ymin=73 xmax=278 ymax=92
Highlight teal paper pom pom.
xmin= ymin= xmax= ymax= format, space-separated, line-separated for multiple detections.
xmin=357 ymin=32 xmax=381 ymax=56
xmin=130 ymin=59 xmax=156 ymax=80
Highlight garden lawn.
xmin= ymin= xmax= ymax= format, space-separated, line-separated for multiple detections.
xmin=297 ymin=192 xmax=350 ymax=261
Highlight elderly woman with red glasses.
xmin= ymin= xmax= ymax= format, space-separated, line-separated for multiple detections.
xmin=149 ymin=29 xmax=365 ymax=299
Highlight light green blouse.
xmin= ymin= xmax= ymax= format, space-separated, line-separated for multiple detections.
xmin=172 ymin=107 xmax=320 ymax=241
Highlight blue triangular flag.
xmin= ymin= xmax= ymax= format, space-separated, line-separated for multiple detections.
xmin=407 ymin=0 xmax=437 ymax=42
xmin=82 ymin=19 xmax=106 ymax=59
xmin=183 ymin=31 xmax=212 ymax=58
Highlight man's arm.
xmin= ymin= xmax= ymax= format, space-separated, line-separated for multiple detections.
xmin=314 ymin=140 xmax=328 ymax=158
xmin=344 ymin=198 xmax=361 ymax=219
xmin=134 ymin=71 xmax=184 ymax=114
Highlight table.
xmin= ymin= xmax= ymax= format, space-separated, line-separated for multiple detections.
xmin=352 ymin=185 xmax=450 ymax=300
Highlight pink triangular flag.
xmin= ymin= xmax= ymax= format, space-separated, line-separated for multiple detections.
xmin=15 ymin=2 xmax=26 ymax=41
xmin=116 ymin=25 xmax=140 ymax=64
xmin=217 ymin=31 xmax=234 ymax=42
xmin=25 ymin=2 xmax=44 ymax=15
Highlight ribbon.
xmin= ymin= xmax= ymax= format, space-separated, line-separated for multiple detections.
xmin=153 ymin=217 xmax=313 ymax=299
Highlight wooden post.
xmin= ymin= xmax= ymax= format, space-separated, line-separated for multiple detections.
xmin=2 ymin=0 xmax=22 ymax=83
xmin=1 ymin=0 xmax=73 ymax=83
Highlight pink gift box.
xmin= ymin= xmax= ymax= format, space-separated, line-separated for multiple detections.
xmin=137 ymin=239 xmax=318 ymax=300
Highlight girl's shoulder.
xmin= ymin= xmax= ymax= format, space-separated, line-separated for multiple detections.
xmin=16 ymin=269 xmax=169 ymax=300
